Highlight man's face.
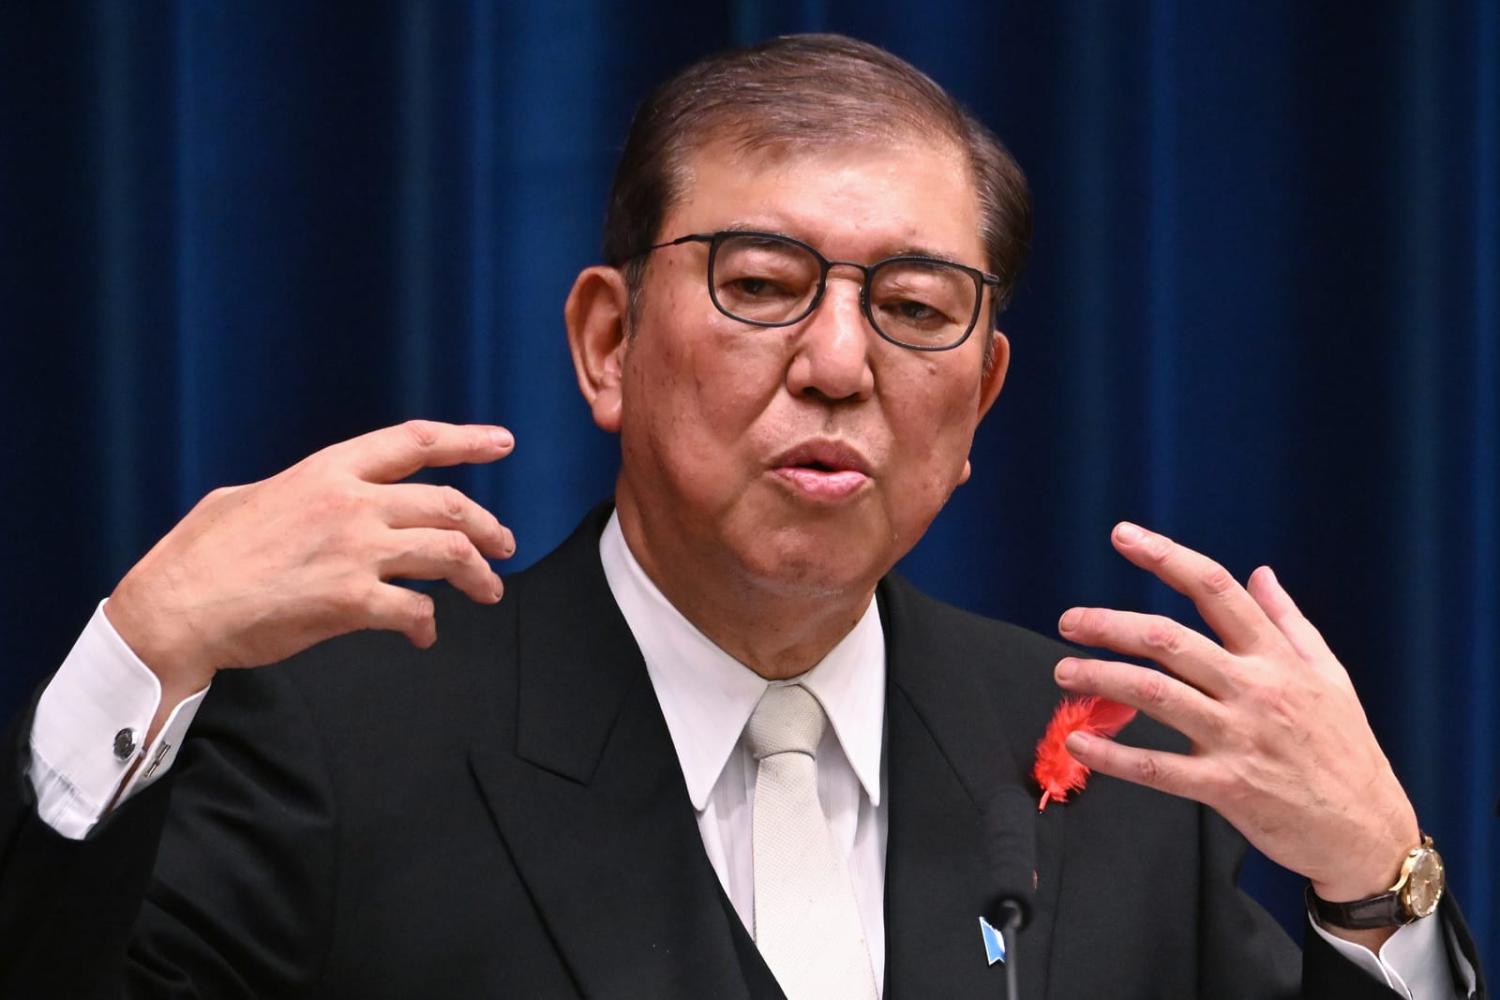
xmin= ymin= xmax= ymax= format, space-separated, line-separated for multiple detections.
xmin=609 ymin=139 xmax=1009 ymax=604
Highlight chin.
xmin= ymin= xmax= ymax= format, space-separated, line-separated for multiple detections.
xmin=728 ymin=528 xmax=887 ymax=602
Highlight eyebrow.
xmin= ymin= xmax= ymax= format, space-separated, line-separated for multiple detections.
xmin=885 ymin=245 xmax=969 ymax=267
xmin=718 ymin=223 xmax=972 ymax=269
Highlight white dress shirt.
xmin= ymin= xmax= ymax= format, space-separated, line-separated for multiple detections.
xmin=25 ymin=516 xmax=1468 ymax=997
xmin=28 ymin=600 xmax=207 ymax=840
xmin=598 ymin=513 xmax=889 ymax=992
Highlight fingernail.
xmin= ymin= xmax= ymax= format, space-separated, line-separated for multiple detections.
xmin=1263 ymin=565 xmax=1279 ymax=586
xmin=1065 ymin=731 xmax=1095 ymax=755
xmin=491 ymin=574 xmax=504 ymax=601
xmin=1059 ymin=609 xmax=1082 ymax=633
xmin=490 ymin=428 xmax=514 ymax=449
xmin=1055 ymin=658 xmax=1077 ymax=682
xmin=1115 ymin=522 xmax=1144 ymax=544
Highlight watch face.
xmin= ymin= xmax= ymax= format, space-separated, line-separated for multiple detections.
xmin=1404 ymin=850 xmax=1445 ymax=918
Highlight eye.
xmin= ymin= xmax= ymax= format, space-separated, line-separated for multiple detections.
xmin=892 ymin=299 xmax=942 ymax=322
xmin=871 ymin=261 xmax=971 ymax=334
xmin=725 ymin=276 xmax=787 ymax=299
xmin=876 ymin=296 xmax=955 ymax=329
xmin=710 ymin=234 xmax=822 ymax=325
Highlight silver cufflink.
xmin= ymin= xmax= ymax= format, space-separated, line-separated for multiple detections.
xmin=113 ymin=727 xmax=137 ymax=761
xmin=143 ymin=741 xmax=171 ymax=780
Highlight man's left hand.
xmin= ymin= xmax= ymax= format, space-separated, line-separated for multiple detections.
xmin=1054 ymin=522 xmax=1420 ymax=941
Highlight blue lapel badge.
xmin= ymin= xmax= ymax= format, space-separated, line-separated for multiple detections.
xmin=979 ymin=916 xmax=1007 ymax=966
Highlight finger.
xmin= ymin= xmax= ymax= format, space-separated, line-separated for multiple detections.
xmin=1063 ymin=729 xmax=1213 ymax=804
xmin=333 ymin=420 xmax=515 ymax=483
xmin=375 ymin=483 xmax=516 ymax=560
xmin=1246 ymin=565 xmax=1334 ymax=663
xmin=1109 ymin=522 xmax=1271 ymax=654
xmin=1055 ymin=656 xmax=1227 ymax=746
xmin=1058 ymin=607 xmax=1235 ymax=697
xmin=379 ymin=528 xmax=503 ymax=605
xmin=362 ymin=583 xmax=438 ymax=649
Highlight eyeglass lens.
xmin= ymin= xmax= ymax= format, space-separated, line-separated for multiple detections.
xmin=710 ymin=234 xmax=977 ymax=348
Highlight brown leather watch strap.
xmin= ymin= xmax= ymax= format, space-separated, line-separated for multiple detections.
xmin=1305 ymin=885 xmax=1410 ymax=930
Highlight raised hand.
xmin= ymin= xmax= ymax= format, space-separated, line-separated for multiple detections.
xmin=1052 ymin=522 xmax=1420 ymax=936
xmin=105 ymin=420 xmax=516 ymax=723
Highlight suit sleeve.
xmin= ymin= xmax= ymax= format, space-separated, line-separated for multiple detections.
xmin=0 ymin=667 xmax=339 ymax=998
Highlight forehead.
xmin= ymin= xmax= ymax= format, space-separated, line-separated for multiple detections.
xmin=663 ymin=138 xmax=986 ymax=266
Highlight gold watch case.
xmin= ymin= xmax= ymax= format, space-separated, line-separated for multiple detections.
xmin=1395 ymin=836 xmax=1445 ymax=920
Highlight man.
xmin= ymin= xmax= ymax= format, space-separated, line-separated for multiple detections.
xmin=0 ymin=34 xmax=1484 ymax=998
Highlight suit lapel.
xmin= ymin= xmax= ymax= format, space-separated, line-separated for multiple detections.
xmin=880 ymin=577 xmax=1064 ymax=1000
xmin=462 ymin=510 xmax=1067 ymax=999
xmin=466 ymin=509 xmax=765 ymax=1000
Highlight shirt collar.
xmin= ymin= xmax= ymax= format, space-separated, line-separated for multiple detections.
xmin=599 ymin=511 xmax=885 ymax=810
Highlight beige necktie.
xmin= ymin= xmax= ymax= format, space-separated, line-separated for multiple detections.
xmin=745 ymin=684 xmax=878 ymax=1000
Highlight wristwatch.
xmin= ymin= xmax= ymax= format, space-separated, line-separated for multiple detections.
xmin=1309 ymin=835 xmax=1445 ymax=929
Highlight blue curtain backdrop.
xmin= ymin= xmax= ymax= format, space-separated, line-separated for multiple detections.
xmin=1 ymin=0 xmax=1495 ymax=964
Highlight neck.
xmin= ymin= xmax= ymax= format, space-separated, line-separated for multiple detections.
xmin=614 ymin=502 xmax=875 ymax=681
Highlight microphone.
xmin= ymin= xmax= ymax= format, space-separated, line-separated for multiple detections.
xmin=982 ymin=787 xmax=1037 ymax=1000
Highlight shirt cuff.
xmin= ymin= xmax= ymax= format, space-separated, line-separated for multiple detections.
xmin=27 ymin=599 xmax=210 ymax=840
xmin=1308 ymin=905 xmax=1462 ymax=999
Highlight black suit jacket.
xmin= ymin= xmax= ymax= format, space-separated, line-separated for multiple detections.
xmin=0 ymin=507 xmax=1485 ymax=998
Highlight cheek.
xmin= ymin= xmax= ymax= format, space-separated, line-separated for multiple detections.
xmin=898 ymin=359 xmax=984 ymax=449
xmin=622 ymin=306 xmax=788 ymax=466
xmin=886 ymin=361 xmax=984 ymax=495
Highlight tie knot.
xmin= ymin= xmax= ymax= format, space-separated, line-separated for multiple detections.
xmin=745 ymin=684 xmax=827 ymax=760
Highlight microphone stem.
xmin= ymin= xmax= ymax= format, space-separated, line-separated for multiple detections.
xmin=1002 ymin=911 xmax=1021 ymax=1000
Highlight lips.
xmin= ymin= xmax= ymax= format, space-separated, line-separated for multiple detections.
xmin=769 ymin=439 xmax=873 ymax=501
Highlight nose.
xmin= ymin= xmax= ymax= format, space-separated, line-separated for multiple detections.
xmin=785 ymin=269 xmax=876 ymax=403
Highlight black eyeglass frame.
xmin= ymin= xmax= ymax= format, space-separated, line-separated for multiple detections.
xmin=637 ymin=230 xmax=1003 ymax=352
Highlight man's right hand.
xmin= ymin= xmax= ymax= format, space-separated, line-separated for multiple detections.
xmin=104 ymin=420 xmax=517 ymax=738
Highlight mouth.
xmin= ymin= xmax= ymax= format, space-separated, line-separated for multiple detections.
xmin=769 ymin=440 xmax=873 ymax=502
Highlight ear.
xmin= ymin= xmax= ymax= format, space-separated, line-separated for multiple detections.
xmin=976 ymin=328 xmax=1011 ymax=421
xmin=958 ymin=329 xmax=1011 ymax=486
xmin=564 ymin=266 xmax=631 ymax=433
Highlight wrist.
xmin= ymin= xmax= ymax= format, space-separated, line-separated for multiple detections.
xmin=105 ymin=576 xmax=216 ymax=697
xmin=1309 ymin=811 xmax=1421 ymax=903
xmin=1309 ymin=829 xmax=1444 ymax=947
xmin=1310 ymin=867 xmax=1402 ymax=906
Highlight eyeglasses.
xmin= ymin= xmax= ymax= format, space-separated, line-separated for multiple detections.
xmin=636 ymin=230 xmax=1001 ymax=352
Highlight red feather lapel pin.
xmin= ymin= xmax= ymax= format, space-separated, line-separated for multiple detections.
xmin=1033 ymin=696 xmax=1137 ymax=811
